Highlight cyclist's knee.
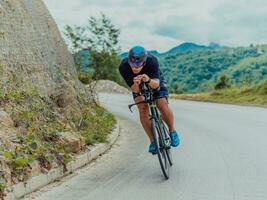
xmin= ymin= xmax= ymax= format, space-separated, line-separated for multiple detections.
xmin=135 ymin=96 xmax=147 ymax=110
xmin=137 ymin=105 xmax=149 ymax=117
xmin=156 ymin=98 xmax=169 ymax=112
xmin=137 ymin=104 xmax=149 ymax=114
xmin=134 ymin=95 xmax=145 ymax=103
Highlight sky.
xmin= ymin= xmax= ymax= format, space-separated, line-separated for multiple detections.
xmin=43 ymin=0 xmax=267 ymax=53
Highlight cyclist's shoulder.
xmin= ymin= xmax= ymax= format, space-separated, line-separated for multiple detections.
xmin=146 ymin=54 xmax=159 ymax=67
xmin=121 ymin=57 xmax=128 ymax=64
xmin=147 ymin=54 xmax=158 ymax=61
xmin=119 ymin=57 xmax=129 ymax=68
xmin=119 ymin=57 xmax=131 ymax=74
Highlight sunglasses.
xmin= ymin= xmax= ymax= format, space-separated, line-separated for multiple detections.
xmin=128 ymin=60 xmax=146 ymax=68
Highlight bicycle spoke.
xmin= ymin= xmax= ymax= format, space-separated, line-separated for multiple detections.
xmin=152 ymin=119 xmax=170 ymax=179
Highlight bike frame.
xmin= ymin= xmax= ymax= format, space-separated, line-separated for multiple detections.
xmin=128 ymin=83 xmax=165 ymax=135
xmin=128 ymin=83 xmax=172 ymax=179
xmin=128 ymin=82 xmax=166 ymax=141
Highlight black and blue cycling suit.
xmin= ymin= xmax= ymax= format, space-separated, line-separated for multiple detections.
xmin=119 ymin=54 xmax=169 ymax=100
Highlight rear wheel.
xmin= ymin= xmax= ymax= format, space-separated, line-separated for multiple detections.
xmin=151 ymin=118 xmax=170 ymax=179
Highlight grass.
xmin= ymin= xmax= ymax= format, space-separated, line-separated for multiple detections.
xmin=80 ymin=103 xmax=116 ymax=145
xmin=0 ymin=83 xmax=116 ymax=190
xmin=171 ymin=80 xmax=267 ymax=106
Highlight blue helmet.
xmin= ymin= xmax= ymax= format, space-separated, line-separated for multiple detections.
xmin=128 ymin=46 xmax=148 ymax=68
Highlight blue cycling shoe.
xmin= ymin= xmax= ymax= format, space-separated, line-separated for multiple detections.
xmin=148 ymin=140 xmax=157 ymax=154
xmin=170 ymin=131 xmax=180 ymax=147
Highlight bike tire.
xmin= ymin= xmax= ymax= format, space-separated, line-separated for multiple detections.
xmin=161 ymin=122 xmax=173 ymax=166
xmin=151 ymin=118 xmax=170 ymax=179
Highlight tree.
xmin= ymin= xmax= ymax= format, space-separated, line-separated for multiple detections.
xmin=64 ymin=25 xmax=87 ymax=53
xmin=64 ymin=14 xmax=125 ymax=86
xmin=214 ymin=75 xmax=231 ymax=90
xmin=172 ymin=83 xmax=181 ymax=94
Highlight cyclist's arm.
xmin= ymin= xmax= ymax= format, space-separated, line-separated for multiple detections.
xmin=131 ymin=75 xmax=160 ymax=92
xmin=131 ymin=76 xmax=142 ymax=93
xmin=131 ymin=77 xmax=159 ymax=92
xmin=141 ymin=74 xmax=160 ymax=90
xmin=131 ymin=83 xmax=141 ymax=93
xmin=147 ymin=78 xmax=160 ymax=89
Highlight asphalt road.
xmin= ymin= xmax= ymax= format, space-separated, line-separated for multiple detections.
xmin=27 ymin=93 xmax=267 ymax=200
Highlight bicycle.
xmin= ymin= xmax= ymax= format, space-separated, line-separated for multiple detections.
xmin=128 ymin=82 xmax=173 ymax=179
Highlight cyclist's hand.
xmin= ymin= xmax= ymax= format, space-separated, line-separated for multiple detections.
xmin=133 ymin=76 xmax=142 ymax=85
xmin=141 ymin=74 xmax=150 ymax=83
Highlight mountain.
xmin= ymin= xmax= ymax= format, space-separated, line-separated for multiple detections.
xmin=118 ymin=42 xmax=265 ymax=93
xmin=158 ymin=45 xmax=267 ymax=93
xmin=163 ymin=42 xmax=221 ymax=55
xmin=209 ymin=42 xmax=221 ymax=49
xmin=119 ymin=42 xmax=221 ymax=59
xmin=119 ymin=50 xmax=161 ymax=59
xmin=165 ymin=42 xmax=208 ymax=55
xmin=219 ymin=45 xmax=267 ymax=85
xmin=148 ymin=50 xmax=161 ymax=57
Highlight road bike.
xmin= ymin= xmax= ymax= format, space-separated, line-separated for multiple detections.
xmin=128 ymin=83 xmax=173 ymax=179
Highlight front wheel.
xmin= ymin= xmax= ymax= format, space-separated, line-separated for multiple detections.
xmin=151 ymin=118 xmax=170 ymax=179
xmin=161 ymin=122 xmax=173 ymax=166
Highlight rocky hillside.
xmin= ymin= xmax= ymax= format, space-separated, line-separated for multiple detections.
xmin=96 ymin=80 xmax=130 ymax=94
xmin=0 ymin=0 xmax=83 ymax=94
xmin=0 ymin=0 xmax=116 ymax=198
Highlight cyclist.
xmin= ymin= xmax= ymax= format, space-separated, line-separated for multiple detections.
xmin=119 ymin=46 xmax=180 ymax=154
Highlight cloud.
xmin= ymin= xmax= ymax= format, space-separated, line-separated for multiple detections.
xmin=153 ymin=0 xmax=267 ymax=46
xmin=43 ymin=0 xmax=267 ymax=51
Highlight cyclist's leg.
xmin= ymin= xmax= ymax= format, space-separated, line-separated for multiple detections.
xmin=156 ymin=98 xmax=175 ymax=132
xmin=154 ymin=87 xmax=175 ymax=132
xmin=134 ymin=95 xmax=154 ymax=142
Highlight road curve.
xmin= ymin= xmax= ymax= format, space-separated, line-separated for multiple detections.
xmin=26 ymin=93 xmax=267 ymax=200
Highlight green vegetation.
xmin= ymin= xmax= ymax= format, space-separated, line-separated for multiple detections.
xmin=163 ymin=44 xmax=267 ymax=106
xmin=214 ymin=75 xmax=231 ymax=90
xmin=78 ymin=70 xmax=93 ymax=84
xmin=221 ymin=45 xmax=267 ymax=86
xmin=80 ymin=103 xmax=116 ymax=145
xmin=3 ymin=135 xmax=55 ymax=181
xmin=0 ymin=81 xmax=116 ymax=188
xmin=0 ymin=14 xmax=118 ymax=198
xmin=159 ymin=45 xmax=267 ymax=93
xmin=0 ymin=86 xmax=69 ymax=181
xmin=64 ymin=14 xmax=126 ymax=86
xmin=172 ymin=78 xmax=267 ymax=106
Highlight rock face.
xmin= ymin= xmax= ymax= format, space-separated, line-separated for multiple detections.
xmin=0 ymin=0 xmax=86 ymax=143
xmin=0 ymin=0 xmax=81 ymax=95
xmin=58 ymin=132 xmax=81 ymax=154
xmin=0 ymin=0 xmax=86 ymax=141
xmin=0 ymin=0 xmax=89 ymax=188
xmin=95 ymin=80 xmax=130 ymax=94
xmin=0 ymin=110 xmax=16 ymax=152
xmin=0 ymin=110 xmax=14 ymax=128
